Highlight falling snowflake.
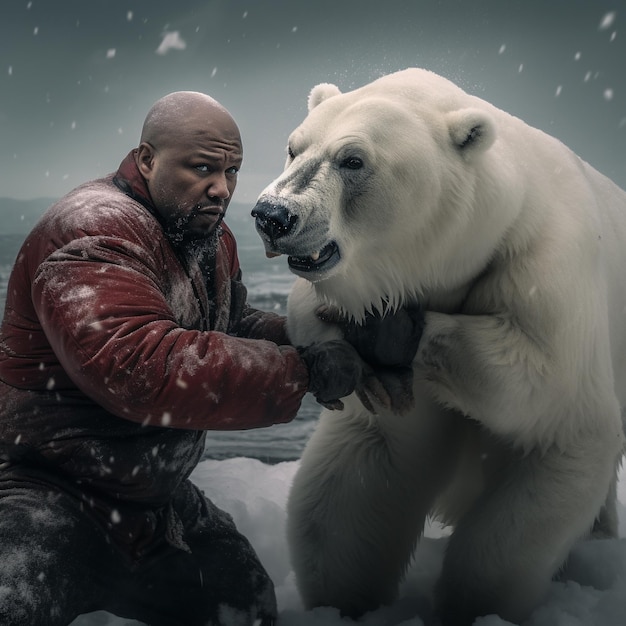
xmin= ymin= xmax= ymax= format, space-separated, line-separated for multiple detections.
xmin=156 ymin=31 xmax=187 ymax=55
xmin=599 ymin=11 xmax=616 ymax=30
xmin=555 ymin=85 xmax=562 ymax=97
xmin=106 ymin=48 xmax=116 ymax=59
xmin=603 ymin=88 xmax=614 ymax=101
xmin=127 ymin=11 xmax=133 ymax=21
xmin=498 ymin=44 xmax=506 ymax=54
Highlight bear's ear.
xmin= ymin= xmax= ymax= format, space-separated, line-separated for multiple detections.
xmin=446 ymin=108 xmax=496 ymax=156
xmin=308 ymin=83 xmax=342 ymax=112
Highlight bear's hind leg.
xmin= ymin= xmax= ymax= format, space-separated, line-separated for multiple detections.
xmin=436 ymin=439 xmax=618 ymax=626
xmin=590 ymin=461 xmax=620 ymax=538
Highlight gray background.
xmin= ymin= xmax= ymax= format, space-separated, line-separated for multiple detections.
xmin=1 ymin=0 xmax=625 ymax=205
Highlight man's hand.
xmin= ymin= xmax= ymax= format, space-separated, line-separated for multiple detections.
xmin=298 ymin=340 xmax=390 ymax=411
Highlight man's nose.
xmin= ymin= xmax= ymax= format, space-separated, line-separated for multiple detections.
xmin=207 ymin=173 xmax=231 ymax=199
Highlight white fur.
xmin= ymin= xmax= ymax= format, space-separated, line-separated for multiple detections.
xmin=257 ymin=68 xmax=626 ymax=625
xmin=307 ymin=82 xmax=342 ymax=111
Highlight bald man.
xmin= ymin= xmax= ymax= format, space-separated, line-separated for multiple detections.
xmin=0 ymin=92 xmax=379 ymax=625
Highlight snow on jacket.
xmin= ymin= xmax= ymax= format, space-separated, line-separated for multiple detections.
xmin=0 ymin=152 xmax=309 ymax=507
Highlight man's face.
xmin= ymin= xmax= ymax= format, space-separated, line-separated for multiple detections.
xmin=137 ymin=126 xmax=243 ymax=242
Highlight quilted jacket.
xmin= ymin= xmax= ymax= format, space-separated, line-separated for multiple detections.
xmin=0 ymin=152 xmax=308 ymax=507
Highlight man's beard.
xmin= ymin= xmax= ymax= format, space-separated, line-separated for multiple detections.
xmin=163 ymin=208 xmax=222 ymax=245
xmin=178 ymin=225 xmax=221 ymax=265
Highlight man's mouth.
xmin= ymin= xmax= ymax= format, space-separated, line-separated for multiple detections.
xmin=195 ymin=204 xmax=224 ymax=217
xmin=287 ymin=241 xmax=340 ymax=276
xmin=192 ymin=205 xmax=225 ymax=229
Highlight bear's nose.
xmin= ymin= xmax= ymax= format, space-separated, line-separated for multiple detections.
xmin=252 ymin=201 xmax=298 ymax=241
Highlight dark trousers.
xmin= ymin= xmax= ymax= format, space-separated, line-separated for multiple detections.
xmin=0 ymin=473 xmax=276 ymax=626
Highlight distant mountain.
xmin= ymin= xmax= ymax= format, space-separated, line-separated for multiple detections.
xmin=0 ymin=197 xmax=57 ymax=234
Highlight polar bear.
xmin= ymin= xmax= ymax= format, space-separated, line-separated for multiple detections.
xmin=251 ymin=68 xmax=626 ymax=625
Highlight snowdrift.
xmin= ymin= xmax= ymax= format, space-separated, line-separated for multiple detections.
xmin=72 ymin=457 xmax=626 ymax=625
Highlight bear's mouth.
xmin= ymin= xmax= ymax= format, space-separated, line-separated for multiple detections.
xmin=287 ymin=241 xmax=340 ymax=276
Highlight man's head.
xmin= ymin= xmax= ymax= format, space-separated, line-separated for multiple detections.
xmin=135 ymin=91 xmax=243 ymax=242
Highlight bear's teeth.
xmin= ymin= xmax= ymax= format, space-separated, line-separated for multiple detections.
xmin=310 ymin=251 xmax=320 ymax=261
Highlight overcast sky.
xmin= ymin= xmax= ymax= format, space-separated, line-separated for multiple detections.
xmin=1 ymin=0 xmax=625 ymax=205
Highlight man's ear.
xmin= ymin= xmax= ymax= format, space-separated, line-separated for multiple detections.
xmin=135 ymin=142 xmax=156 ymax=179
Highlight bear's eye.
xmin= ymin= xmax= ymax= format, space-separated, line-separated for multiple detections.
xmin=340 ymin=156 xmax=364 ymax=170
xmin=287 ymin=146 xmax=296 ymax=160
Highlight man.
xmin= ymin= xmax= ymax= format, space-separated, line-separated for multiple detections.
xmin=0 ymin=92 xmax=411 ymax=626
xmin=0 ymin=92 xmax=360 ymax=626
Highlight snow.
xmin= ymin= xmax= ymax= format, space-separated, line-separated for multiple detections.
xmin=599 ymin=12 xmax=617 ymax=31
xmin=72 ymin=457 xmax=626 ymax=626
xmin=155 ymin=31 xmax=187 ymax=56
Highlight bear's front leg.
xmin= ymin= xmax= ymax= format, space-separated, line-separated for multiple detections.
xmin=415 ymin=311 xmax=624 ymax=452
xmin=287 ymin=388 xmax=463 ymax=618
xmin=286 ymin=278 xmax=343 ymax=347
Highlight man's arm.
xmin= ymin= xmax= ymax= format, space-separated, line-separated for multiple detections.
xmin=32 ymin=235 xmax=309 ymax=430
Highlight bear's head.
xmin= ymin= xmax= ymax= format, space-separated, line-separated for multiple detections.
xmin=252 ymin=68 xmax=517 ymax=318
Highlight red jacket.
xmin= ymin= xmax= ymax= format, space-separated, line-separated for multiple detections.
xmin=0 ymin=152 xmax=308 ymax=506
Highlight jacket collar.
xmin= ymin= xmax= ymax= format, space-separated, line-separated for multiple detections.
xmin=112 ymin=150 xmax=155 ymax=213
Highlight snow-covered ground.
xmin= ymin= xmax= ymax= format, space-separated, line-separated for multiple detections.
xmin=72 ymin=457 xmax=626 ymax=626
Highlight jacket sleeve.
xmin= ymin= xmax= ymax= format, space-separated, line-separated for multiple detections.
xmin=31 ymin=235 xmax=309 ymax=431
xmin=235 ymin=305 xmax=292 ymax=345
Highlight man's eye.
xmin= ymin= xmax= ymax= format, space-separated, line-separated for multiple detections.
xmin=226 ymin=166 xmax=239 ymax=175
xmin=195 ymin=164 xmax=210 ymax=173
